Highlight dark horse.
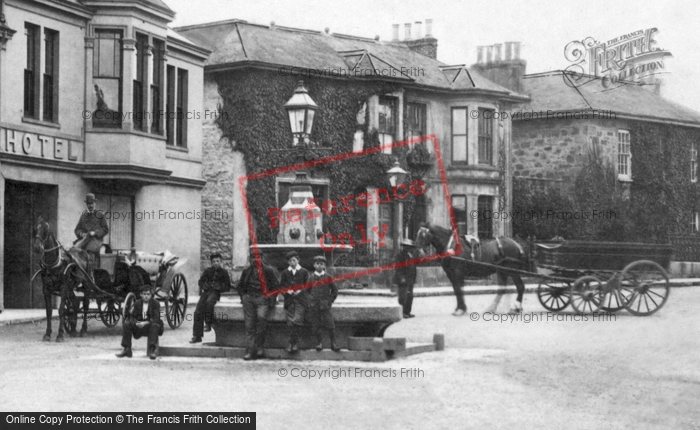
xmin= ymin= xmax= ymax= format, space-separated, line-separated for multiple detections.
xmin=32 ymin=217 xmax=92 ymax=341
xmin=414 ymin=224 xmax=532 ymax=315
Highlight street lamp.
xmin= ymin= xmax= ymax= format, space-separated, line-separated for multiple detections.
xmin=284 ymin=80 xmax=318 ymax=146
xmin=387 ymin=160 xmax=409 ymax=255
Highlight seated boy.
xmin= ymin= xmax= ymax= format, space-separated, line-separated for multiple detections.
xmin=308 ymin=255 xmax=340 ymax=352
xmin=116 ymin=285 xmax=164 ymax=360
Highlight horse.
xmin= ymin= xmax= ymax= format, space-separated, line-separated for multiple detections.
xmin=414 ymin=223 xmax=533 ymax=316
xmin=32 ymin=217 xmax=90 ymax=341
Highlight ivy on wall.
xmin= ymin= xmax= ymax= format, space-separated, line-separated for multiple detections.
xmin=213 ymin=69 xmax=423 ymax=243
xmin=513 ymin=121 xmax=700 ymax=243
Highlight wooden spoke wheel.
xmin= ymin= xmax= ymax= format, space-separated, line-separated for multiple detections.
xmin=599 ymin=274 xmax=625 ymax=312
xmin=537 ymin=282 xmax=570 ymax=312
xmin=97 ymin=298 xmax=122 ymax=328
xmin=165 ymin=273 xmax=188 ymax=329
xmin=618 ymin=260 xmax=670 ymax=316
xmin=122 ymin=293 xmax=137 ymax=321
xmin=570 ymin=276 xmax=603 ymax=314
xmin=61 ymin=295 xmax=78 ymax=334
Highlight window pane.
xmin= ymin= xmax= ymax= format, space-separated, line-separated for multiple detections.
xmin=453 ymin=135 xmax=467 ymax=161
xmin=452 ymin=108 xmax=467 ymax=134
xmin=478 ymin=196 xmax=493 ymax=239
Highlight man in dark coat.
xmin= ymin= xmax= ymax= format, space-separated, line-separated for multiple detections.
xmin=190 ymin=253 xmax=231 ymax=343
xmin=308 ymin=255 xmax=340 ymax=352
xmin=395 ymin=238 xmax=418 ymax=318
xmin=74 ymin=193 xmax=109 ymax=278
xmin=237 ymin=249 xmax=279 ymax=360
xmin=279 ymin=250 xmax=309 ymax=353
xmin=116 ymin=285 xmax=164 ymax=359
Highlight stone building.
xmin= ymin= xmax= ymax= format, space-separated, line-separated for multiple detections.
xmin=474 ymin=48 xmax=700 ymax=253
xmin=0 ymin=0 xmax=209 ymax=309
xmin=176 ymin=20 xmax=528 ymax=268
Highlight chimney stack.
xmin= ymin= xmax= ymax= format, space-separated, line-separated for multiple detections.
xmin=414 ymin=21 xmax=422 ymax=39
xmin=404 ymin=23 xmax=412 ymax=40
xmin=471 ymin=41 xmax=526 ymax=93
xmin=425 ymin=19 xmax=433 ymax=37
xmin=392 ymin=24 xmax=399 ymax=41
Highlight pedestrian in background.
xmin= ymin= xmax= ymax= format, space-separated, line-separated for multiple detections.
xmin=395 ymin=238 xmax=418 ymax=318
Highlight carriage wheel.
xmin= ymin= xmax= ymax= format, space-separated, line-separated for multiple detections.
xmin=165 ymin=273 xmax=188 ymax=329
xmin=537 ymin=282 xmax=570 ymax=312
xmin=618 ymin=260 xmax=670 ymax=316
xmin=122 ymin=293 xmax=137 ymax=321
xmin=97 ymin=298 xmax=122 ymax=328
xmin=61 ymin=295 xmax=78 ymax=334
xmin=599 ymin=274 xmax=625 ymax=312
xmin=570 ymin=276 xmax=603 ymax=314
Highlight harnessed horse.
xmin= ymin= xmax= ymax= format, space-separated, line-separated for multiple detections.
xmin=32 ymin=218 xmax=92 ymax=341
xmin=414 ymin=224 xmax=532 ymax=315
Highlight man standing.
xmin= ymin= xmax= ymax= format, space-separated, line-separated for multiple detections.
xmin=237 ymin=250 xmax=279 ymax=360
xmin=74 ymin=193 xmax=109 ymax=278
xmin=190 ymin=253 xmax=231 ymax=343
xmin=395 ymin=238 xmax=418 ymax=318
xmin=116 ymin=285 xmax=164 ymax=360
xmin=280 ymin=251 xmax=310 ymax=353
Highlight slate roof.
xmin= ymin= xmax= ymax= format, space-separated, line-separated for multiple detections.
xmin=519 ymin=71 xmax=700 ymax=126
xmin=80 ymin=0 xmax=174 ymax=15
xmin=175 ymin=20 xmax=527 ymax=99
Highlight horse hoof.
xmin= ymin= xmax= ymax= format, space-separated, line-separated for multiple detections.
xmin=483 ymin=306 xmax=497 ymax=314
xmin=69 ymin=331 xmax=78 ymax=338
xmin=56 ymin=336 xmax=64 ymax=343
xmin=43 ymin=334 xmax=51 ymax=342
xmin=452 ymin=309 xmax=467 ymax=316
xmin=79 ymin=330 xmax=87 ymax=338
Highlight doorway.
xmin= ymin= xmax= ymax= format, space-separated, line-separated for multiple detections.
xmin=3 ymin=181 xmax=58 ymax=308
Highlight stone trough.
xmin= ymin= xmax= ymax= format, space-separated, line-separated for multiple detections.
xmin=160 ymin=300 xmax=444 ymax=362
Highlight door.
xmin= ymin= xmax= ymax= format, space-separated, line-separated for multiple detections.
xmin=3 ymin=181 xmax=58 ymax=308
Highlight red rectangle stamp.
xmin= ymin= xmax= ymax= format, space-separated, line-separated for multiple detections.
xmin=238 ymin=135 xmax=461 ymax=295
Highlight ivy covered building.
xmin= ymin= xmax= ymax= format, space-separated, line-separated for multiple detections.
xmin=482 ymin=63 xmax=700 ymax=257
xmin=177 ymin=20 xmax=528 ymax=268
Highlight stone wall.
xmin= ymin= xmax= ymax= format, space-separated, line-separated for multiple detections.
xmin=511 ymin=117 xmax=627 ymax=190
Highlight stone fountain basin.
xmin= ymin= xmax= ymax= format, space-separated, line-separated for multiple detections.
xmin=253 ymin=243 xmax=353 ymax=271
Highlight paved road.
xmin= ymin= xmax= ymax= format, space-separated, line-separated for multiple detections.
xmin=0 ymin=289 xmax=699 ymax=430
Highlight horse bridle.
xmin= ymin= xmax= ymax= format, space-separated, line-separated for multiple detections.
xmin=34 ymin=222 xmax=62 ymax=269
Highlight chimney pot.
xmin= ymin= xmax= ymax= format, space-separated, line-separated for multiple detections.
xmin=414 ymin=21 xmax=422 ymax=39
xmin=513 ymin=42 xmax=521 ymax=60
xmin=392 ymin=24 xmax=399 ymax=41
xmin=494 ymin=43 xmax=502 ymax=62
xmin=404 ymin=23 xmax=412 ymax=40
xmin=477 ymin=46 xmax=484 ymax=64
xmin=505 ymin=42 xmax=513 ymax=60
xmin=486 ymin=46 xmax=493 ymax=63
xmin=425 ymin=19 xmax=433 ymax=37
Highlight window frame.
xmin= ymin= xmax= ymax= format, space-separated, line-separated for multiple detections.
xmin=24 ymin=23 xmax=41 ymax=120
xmin=176 ymin=68 xmax=188 ymax=148
xmin=691 ymin=142 xmax=698 ymax=183
xmin=378 ymin=96 xmax=397 ymax=154
xmin=478 ymin=108 xmax=494 ymax=165
xmin=617 ymin=130 xmax=632 ymax=181
xmin=43 ymin=28 xmax=59 ymax=123
xmin=92 ymin=28 xmax=124 ymax=129
xmin=151 ymin=38 xmax=165 ymax=135
xmin=692 ymin=210 xmax=699 ymax=234
xmin=133 ymin=32 xmax=149 ymax=131
xmin=477 ymin=196 xmax=493 ymax=239
xmin=406 ymin=102 xmax=427 ymax=141
xmin=451 ymin=107 xmax=468 ymax=163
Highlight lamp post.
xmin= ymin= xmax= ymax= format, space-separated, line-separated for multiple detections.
xmin=284 ymin=80 xmax=318 ymax=147
xmin=387 ymin=160 xmax=408 ymax=256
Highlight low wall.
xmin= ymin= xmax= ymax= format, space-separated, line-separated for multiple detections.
xmin=669 ymin=261 xmax=700 ymax=277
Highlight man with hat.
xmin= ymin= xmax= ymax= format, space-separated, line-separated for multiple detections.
xmin=190 ymin=253 xmax=232 ymax=343
xmin=116 ymin=285 xmax=164 ymax=359
xmin=74 ymin=193 xmax=109 ymax=279
xmin=308 ymin=255 xmax=340 ymax=352
xmin=279 ymin=250 xmax=309 ymax=353
xmin=395 ymin=238 xmax=418 ymax=318
xmin=237 ymin=249 xmax=280 ymax=360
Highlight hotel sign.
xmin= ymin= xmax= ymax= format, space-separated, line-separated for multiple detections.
xmin=0 ymin=127 xmax=82 ymax=161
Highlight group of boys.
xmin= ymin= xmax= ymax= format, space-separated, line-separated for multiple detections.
xmin=116 ymin=241 xmax=417 ymax=360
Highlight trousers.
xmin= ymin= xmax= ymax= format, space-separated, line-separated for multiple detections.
xmin=193 ymin=289 xmax=220 ymax=337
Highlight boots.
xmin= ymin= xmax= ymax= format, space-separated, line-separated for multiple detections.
xmin=116 ymin=348 xmax=132 ymax=358
xmin=315 ymin=334 xmax=323 ymax=352
xmin=330 ymin=331 xmax=340 ymax=352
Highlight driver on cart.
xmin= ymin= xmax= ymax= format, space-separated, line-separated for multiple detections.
xmin=74 ymin=193 xmax=109 ymax=280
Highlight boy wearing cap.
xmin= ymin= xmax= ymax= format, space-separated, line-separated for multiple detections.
xmin=116 ymin=285 xmax=164 ymax=360
xmin=308 ymin=255 xmax=340 ymax=352
xmin=191 ymin=253 xmax=231 ymax=343
xmin=279 ymin=250 xmax=309 ymax=353
xmin=74 ymin=193 xmax=109 ymax=278
xmin=237 ymin=249 xmax=280 ymax=360
xmin=395 ymin=238 xmax=418 ymax=318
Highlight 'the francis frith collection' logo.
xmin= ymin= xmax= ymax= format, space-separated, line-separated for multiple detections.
xmin=563 ymin=28 xmax=672 ymax=89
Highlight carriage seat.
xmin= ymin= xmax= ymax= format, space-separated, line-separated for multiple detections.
xmin=115 ymin=250 xmax=164 ymax=277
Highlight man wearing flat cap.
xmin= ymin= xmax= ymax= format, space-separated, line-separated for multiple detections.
xmin=279 ymin=250 xmax=309 ymax=353
xmin=117 ymin=285 xmax=164 ymax=360
xmin=237 ymin=249 xmax=280 ymax=360
xmin=395 ymin=238 xmax=418 ymax=318
xmin=74 ymin=193 xmax=109 ymax=279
